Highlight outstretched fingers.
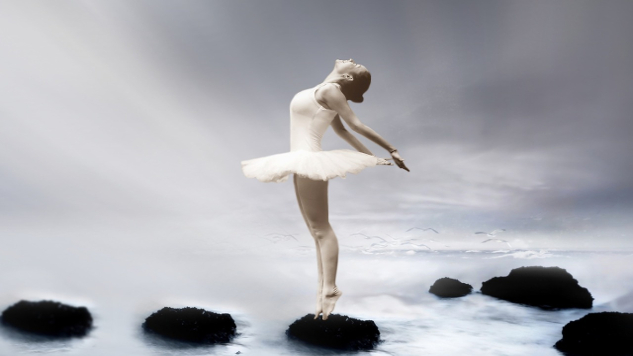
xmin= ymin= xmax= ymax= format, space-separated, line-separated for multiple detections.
xmin=395 ymin=158 xmax=410 ymax=172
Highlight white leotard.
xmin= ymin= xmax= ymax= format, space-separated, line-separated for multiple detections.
xmin=290 ymin=82 xmax=340 ymax=152
xmin=241 ymin=83 xmax=382 ymax=183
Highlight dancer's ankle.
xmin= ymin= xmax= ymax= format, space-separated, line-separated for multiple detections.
xmin=321 ymin=286 xmax=342 ymax=320
xmin=324 ymin=286 xmax=342 ymax=298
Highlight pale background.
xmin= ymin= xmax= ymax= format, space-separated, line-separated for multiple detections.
xmin=2 ymin=0 xmax=632 ymax=252
xmin=1 ymin=1 xmax=633 ymax=355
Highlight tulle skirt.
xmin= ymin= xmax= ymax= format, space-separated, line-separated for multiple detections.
xmin=241 ymin=149 xmax=383 ymax=183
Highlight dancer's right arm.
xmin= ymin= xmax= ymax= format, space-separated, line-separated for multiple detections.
xmin=321 ymin=84 xmax=410 ymax=171
xmin=331 ymin=116 xmax=373 ymax=155
xmin=321 ymin=85 xmax=395 ymax=151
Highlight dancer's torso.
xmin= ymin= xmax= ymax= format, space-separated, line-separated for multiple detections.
xmin=290 ymin=83 xmax=340 ymax=152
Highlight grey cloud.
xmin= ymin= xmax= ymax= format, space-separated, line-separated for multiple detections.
xmin=1 ymin=0 xmax=631 ymax=249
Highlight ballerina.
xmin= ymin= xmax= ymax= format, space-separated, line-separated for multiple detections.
xmin=242 ymin=58 xmax=409 ymax=320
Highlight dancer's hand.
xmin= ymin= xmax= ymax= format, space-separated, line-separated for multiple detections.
xmin=376 ymin=157 xmax=393 ymax=166
xmin=390 ymin=150 xmax=410 ymax=172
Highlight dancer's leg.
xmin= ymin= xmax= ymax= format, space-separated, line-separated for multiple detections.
xmin=295 ymin=175 xmax=342 ymax=320
xmin=293 ymin=174 xmax=324 ymax=318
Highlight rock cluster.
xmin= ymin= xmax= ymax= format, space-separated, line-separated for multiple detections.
xmin=1 ymin=300 xmax=92 ymax=337
xmin=143 ymin=307 xmax=236 ymax=344
xmin=554 ymin=312 xmax=633 ymax=355
xmin=286 ymin=314 xmax=380 ymax=350
xmin=429 ymin=277 xmax=473 ymax=298
xmin=481 ymin=266 xmax=593 ymax=309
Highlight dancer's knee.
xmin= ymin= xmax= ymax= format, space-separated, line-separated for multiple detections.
xmin=312 ymin=224 xmax=334 ymax=241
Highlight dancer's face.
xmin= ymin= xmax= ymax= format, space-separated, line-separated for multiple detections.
xmin=334 ymin=58 xmax=368 ymax=77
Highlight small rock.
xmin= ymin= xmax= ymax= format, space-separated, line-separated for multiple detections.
xmin=429 ymin=277 xmax=473 ymax=298
xmin=1 ymin=300 xmax=92 ymax=337
xmin=286 ymin=314 xmax=380 ymax=350
xmin=143 ymin=307 xmax=236 ymax=344
xmin=481 ymin=266 xmax=593 ymax=309
xmin=554 ymin=312 xmax=633 ymax=355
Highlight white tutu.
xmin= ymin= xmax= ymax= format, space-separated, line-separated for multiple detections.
xmin=241 ymin=149 xmax=383 ymax=183
xmin=243 ymin=83 xmax=390 ymax=183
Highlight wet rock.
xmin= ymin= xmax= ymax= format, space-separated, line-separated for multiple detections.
xmin=142 ymin=307 xmax=236 ymax=344
xmin=554 ymin=312 xmax=633 ymax=355
xmin=429 ymin=277 xmax=472 ymax=298
xmin=481 ymin=266 xmax=593 ymax=309
xmin=286 ymin=314 xmax=380 ymax=350
xmin=1 ymin=300 xmax=92 ymax=337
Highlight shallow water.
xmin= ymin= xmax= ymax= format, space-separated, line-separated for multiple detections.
xmin=1 ymin=222 xmax=632 ymax=355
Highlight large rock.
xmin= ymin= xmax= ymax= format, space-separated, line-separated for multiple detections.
xmin=1 ymin=300 xmax=92 ymax=337
xmin=481 ymin=266 xmax=593 ymax=309
xmin=287 ymin=314 xmax=380 ymax=350
xmin=429 ymin=277 xmax=472 ymax=298
xmin=143 ymin=307 xmax=236 ymax=344
xmin=554 ymin=312 xmax=633 ymax=355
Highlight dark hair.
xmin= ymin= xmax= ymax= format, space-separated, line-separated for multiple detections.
xmin=348 ymin=70 xmax=371 ymax=103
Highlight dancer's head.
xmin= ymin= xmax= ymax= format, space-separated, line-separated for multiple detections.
xmin=333 ymin=59 xmax=371 ymax=103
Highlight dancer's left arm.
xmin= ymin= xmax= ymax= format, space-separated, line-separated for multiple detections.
xmin=331 ymin=116 xmax=373 ymax=155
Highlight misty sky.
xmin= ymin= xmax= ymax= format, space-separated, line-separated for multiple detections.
xmin=1 ymin=0 xmax=632 ymax=250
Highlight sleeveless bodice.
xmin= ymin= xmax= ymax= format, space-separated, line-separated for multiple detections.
xmin=289 ymin=83 xmax=339 ymax=152
xmin=241 ymin=82 xmax=383 ymax=183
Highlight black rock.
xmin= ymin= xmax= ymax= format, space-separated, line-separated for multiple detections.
xmin=554 ymin=312 xmax=633 ymax=355
xmin=429 ymin=277 xmax=473 ymax=298
xmin=142 ymin=307 xmax=236 ymax=344
xmin=1 ymin=300 xmax=92 ymax=337
xmin=481 ymin=266 xmax=593 ymax=309
xmin=286 ymin=314 xmax=380 ymax=350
